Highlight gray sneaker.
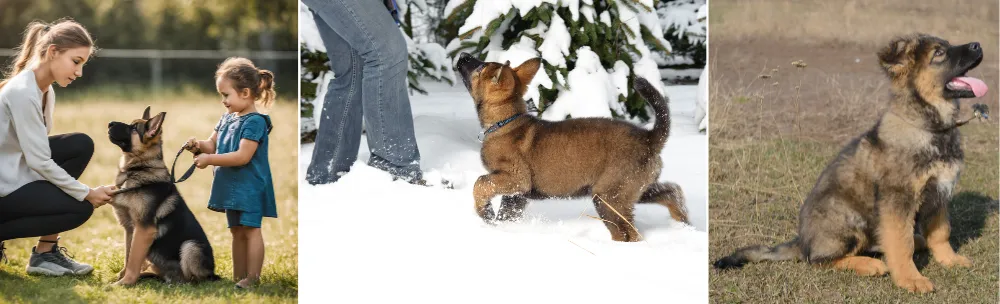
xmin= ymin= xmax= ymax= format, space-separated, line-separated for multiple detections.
xmin=26 ymin=244 xmax=93 ymax=276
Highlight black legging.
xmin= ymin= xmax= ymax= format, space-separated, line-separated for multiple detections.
xmin=0 ymin=133 xmax=95 ymax=241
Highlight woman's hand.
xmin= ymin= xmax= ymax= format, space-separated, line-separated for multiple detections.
xmin=85 ymin=185 xmax=116 ymax=208
xmin=194 ymin=154 xmax=213 ymax=169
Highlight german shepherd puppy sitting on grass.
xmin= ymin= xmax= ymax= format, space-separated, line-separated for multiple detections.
xmin=455 ymin=53 xmax=689 ymax=242
xmin=714 ymin=34 xmax=987 ymax=293
xmin=107 ymin=106 xmax=219 ymax=285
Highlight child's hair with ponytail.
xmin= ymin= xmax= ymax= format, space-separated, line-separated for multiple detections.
xmin=0 ymin=18 xmax=95 ymax=90
xmin=215 ymin=57 xmax=276 ymax=107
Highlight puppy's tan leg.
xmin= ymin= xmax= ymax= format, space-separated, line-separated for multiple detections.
xmin=879 ymin=191 xmax=933 ymax=293
xmin=924 ymin=209 xmax=971 ymax=268
xmin=118 ymin=229 xmax=133 ymax=281
xmin=114 ymin=225 xmax=158 ymax=286
xmin=473 ymin=173 xmax=529 ymax=222
xmin=831 ymin=256 xmax=888 ymax=276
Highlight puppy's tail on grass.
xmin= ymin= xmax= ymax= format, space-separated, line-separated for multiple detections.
xmin=713 ymin=238 xmax=801 ymax=269
xmin=633 ymin=77 xmax=671 ymax=152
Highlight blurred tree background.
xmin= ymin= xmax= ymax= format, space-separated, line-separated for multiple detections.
xmin=0 ymin=0 xmax=297 ymax=99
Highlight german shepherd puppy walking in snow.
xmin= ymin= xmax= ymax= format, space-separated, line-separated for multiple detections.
xmin=455 ymin=53 xmax=689 ymax=242
xmin=714 ymin=34 xmax=987 ymax=293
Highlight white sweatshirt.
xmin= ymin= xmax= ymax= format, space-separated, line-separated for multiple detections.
xmin=0 ymin=69 xmax=89 ymax=201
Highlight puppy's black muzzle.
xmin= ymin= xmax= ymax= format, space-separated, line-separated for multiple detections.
xmin=108 ymin=121 xmax=133 ymax=152
xmin=952 ymin=42 xmax=983 ymax=75
xmin=456 ymin=52 xmax=485 ymax=91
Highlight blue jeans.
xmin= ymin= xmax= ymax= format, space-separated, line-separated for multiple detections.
xmin=303 ymin=0 xmax=422 ymax=184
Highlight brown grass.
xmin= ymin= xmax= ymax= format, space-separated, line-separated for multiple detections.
xmin=710 ymin=0 xmax=999 ymax=53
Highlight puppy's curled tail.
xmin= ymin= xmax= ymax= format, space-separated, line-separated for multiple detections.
xmin=633 ymin=77 xmax=670 ymax=152
xmin=713 ymin=238 xmax=801 ymax=269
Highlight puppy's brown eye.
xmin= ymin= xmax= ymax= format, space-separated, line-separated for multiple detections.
xmin=934 ymin=49 xmax=945 ymax=57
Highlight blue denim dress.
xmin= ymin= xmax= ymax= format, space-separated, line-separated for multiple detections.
xmin=207 ymin=112 xmax=277 ymax=227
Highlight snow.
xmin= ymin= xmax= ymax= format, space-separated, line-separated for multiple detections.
xmin=660 ymin=68 xmax=703 ymax=80
xmin=541 ymin=47 xmax=626 ymax=120
xmin=537 ymin=13 xmax=571 ymax=68
xmin=443 ymin=0 xmax=469 ymax=18
xmin=300 ymin=80 xmax=708 ymax=303
xmin=658 ymin=0 xmax=707 ymax=43
xmin=696 ymin=69 xmax=708 ymax=131
xmin=298 ymin=2 xmax=324 ymax=52
xmin=414 ymin=42 xmax=457 ymax=84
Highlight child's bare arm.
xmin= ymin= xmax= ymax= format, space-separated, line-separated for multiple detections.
xmin=195 ymin=139 xmax=258 ymax=168
xmin=200 ymin=131 xmax=219 ymax=154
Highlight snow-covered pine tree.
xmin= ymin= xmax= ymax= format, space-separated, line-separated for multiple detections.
xmin=444 ymin=0 xmax=672 ymax=121
xmin=298 ymin=1 xmax=455 ymax=143
xmin=657 ymin=0 xmax=705 ymax=73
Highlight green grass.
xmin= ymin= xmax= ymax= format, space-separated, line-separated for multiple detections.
xmin=0 ymin=96 xmax=298 ymax=303
xmin=709 ymin=125 xmax=999 ymax=303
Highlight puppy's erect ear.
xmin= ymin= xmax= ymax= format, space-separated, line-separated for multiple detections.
xmin=146 ymin=112 xmax=166 ymax=137
xmin=878 ymin=36 xmax=916 ymax=76
xmin=513 ymin=58 xmax=542 ymax=86
xmin=492 ymin=61 xmax=509 ymax=84
xmin=142 ymin=106 xmax=151 ymax=120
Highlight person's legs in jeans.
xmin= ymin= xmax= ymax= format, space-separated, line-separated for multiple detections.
xmin=305 ymin=12 xmax=365 ymax=185
xmin=302 ymin=0 xmax=422 ymax=183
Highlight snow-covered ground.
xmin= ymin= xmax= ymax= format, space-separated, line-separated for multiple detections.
xmin=299 ymin=81 xmax=708 ymax=303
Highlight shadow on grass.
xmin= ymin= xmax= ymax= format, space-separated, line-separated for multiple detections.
xmin=913 ymin=191 xmax=997 ymax=269
xmin=0 ymin=271 xmax=87 ymax=303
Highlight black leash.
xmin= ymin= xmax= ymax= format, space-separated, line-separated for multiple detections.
xmin=113 ymin=145 xmax=199 ymax=195
xmin=171 ymin=145 xmax=201 ymax=184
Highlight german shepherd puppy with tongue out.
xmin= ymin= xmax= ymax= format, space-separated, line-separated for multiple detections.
xmin=454 ymin=53 xmax=689 ymax=242
xmin=714 ymin=34 xmax=988 ymax=293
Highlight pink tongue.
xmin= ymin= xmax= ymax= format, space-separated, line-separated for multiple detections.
xmin=952 ymin=77 xmax=988 ymax=97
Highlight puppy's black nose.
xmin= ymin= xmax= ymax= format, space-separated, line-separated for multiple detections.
xmin=970 ymin=42 xmax=981 ymax=51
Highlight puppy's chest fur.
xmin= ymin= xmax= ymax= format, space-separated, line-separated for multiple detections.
xmin=112 ymin=165 xmax=178 ymax=230
xmin=866 ymin=118 xmax=963 ymax=197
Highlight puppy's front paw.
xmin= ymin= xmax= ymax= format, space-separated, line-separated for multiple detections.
xmin=894 ymin=275 xmax=934 ymax=293
xmin=495 ymin=206 xmax=523 ymax=222
xmin=111 ymin=277 xmax=138 ymax=287
xmin=937 ymin=254 xmax=972 ymax=268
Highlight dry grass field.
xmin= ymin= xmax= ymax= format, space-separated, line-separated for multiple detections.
xmin=709 ymin=0 xmax=999 ymax=302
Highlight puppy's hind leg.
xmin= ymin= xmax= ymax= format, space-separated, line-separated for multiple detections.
xmin=180 ymin=241 xmax=217 ymax=282
xmin=639 ymin=182 xmax=688 ymax=224
xmin=592 ymin=185 xmax=642 ymax=242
